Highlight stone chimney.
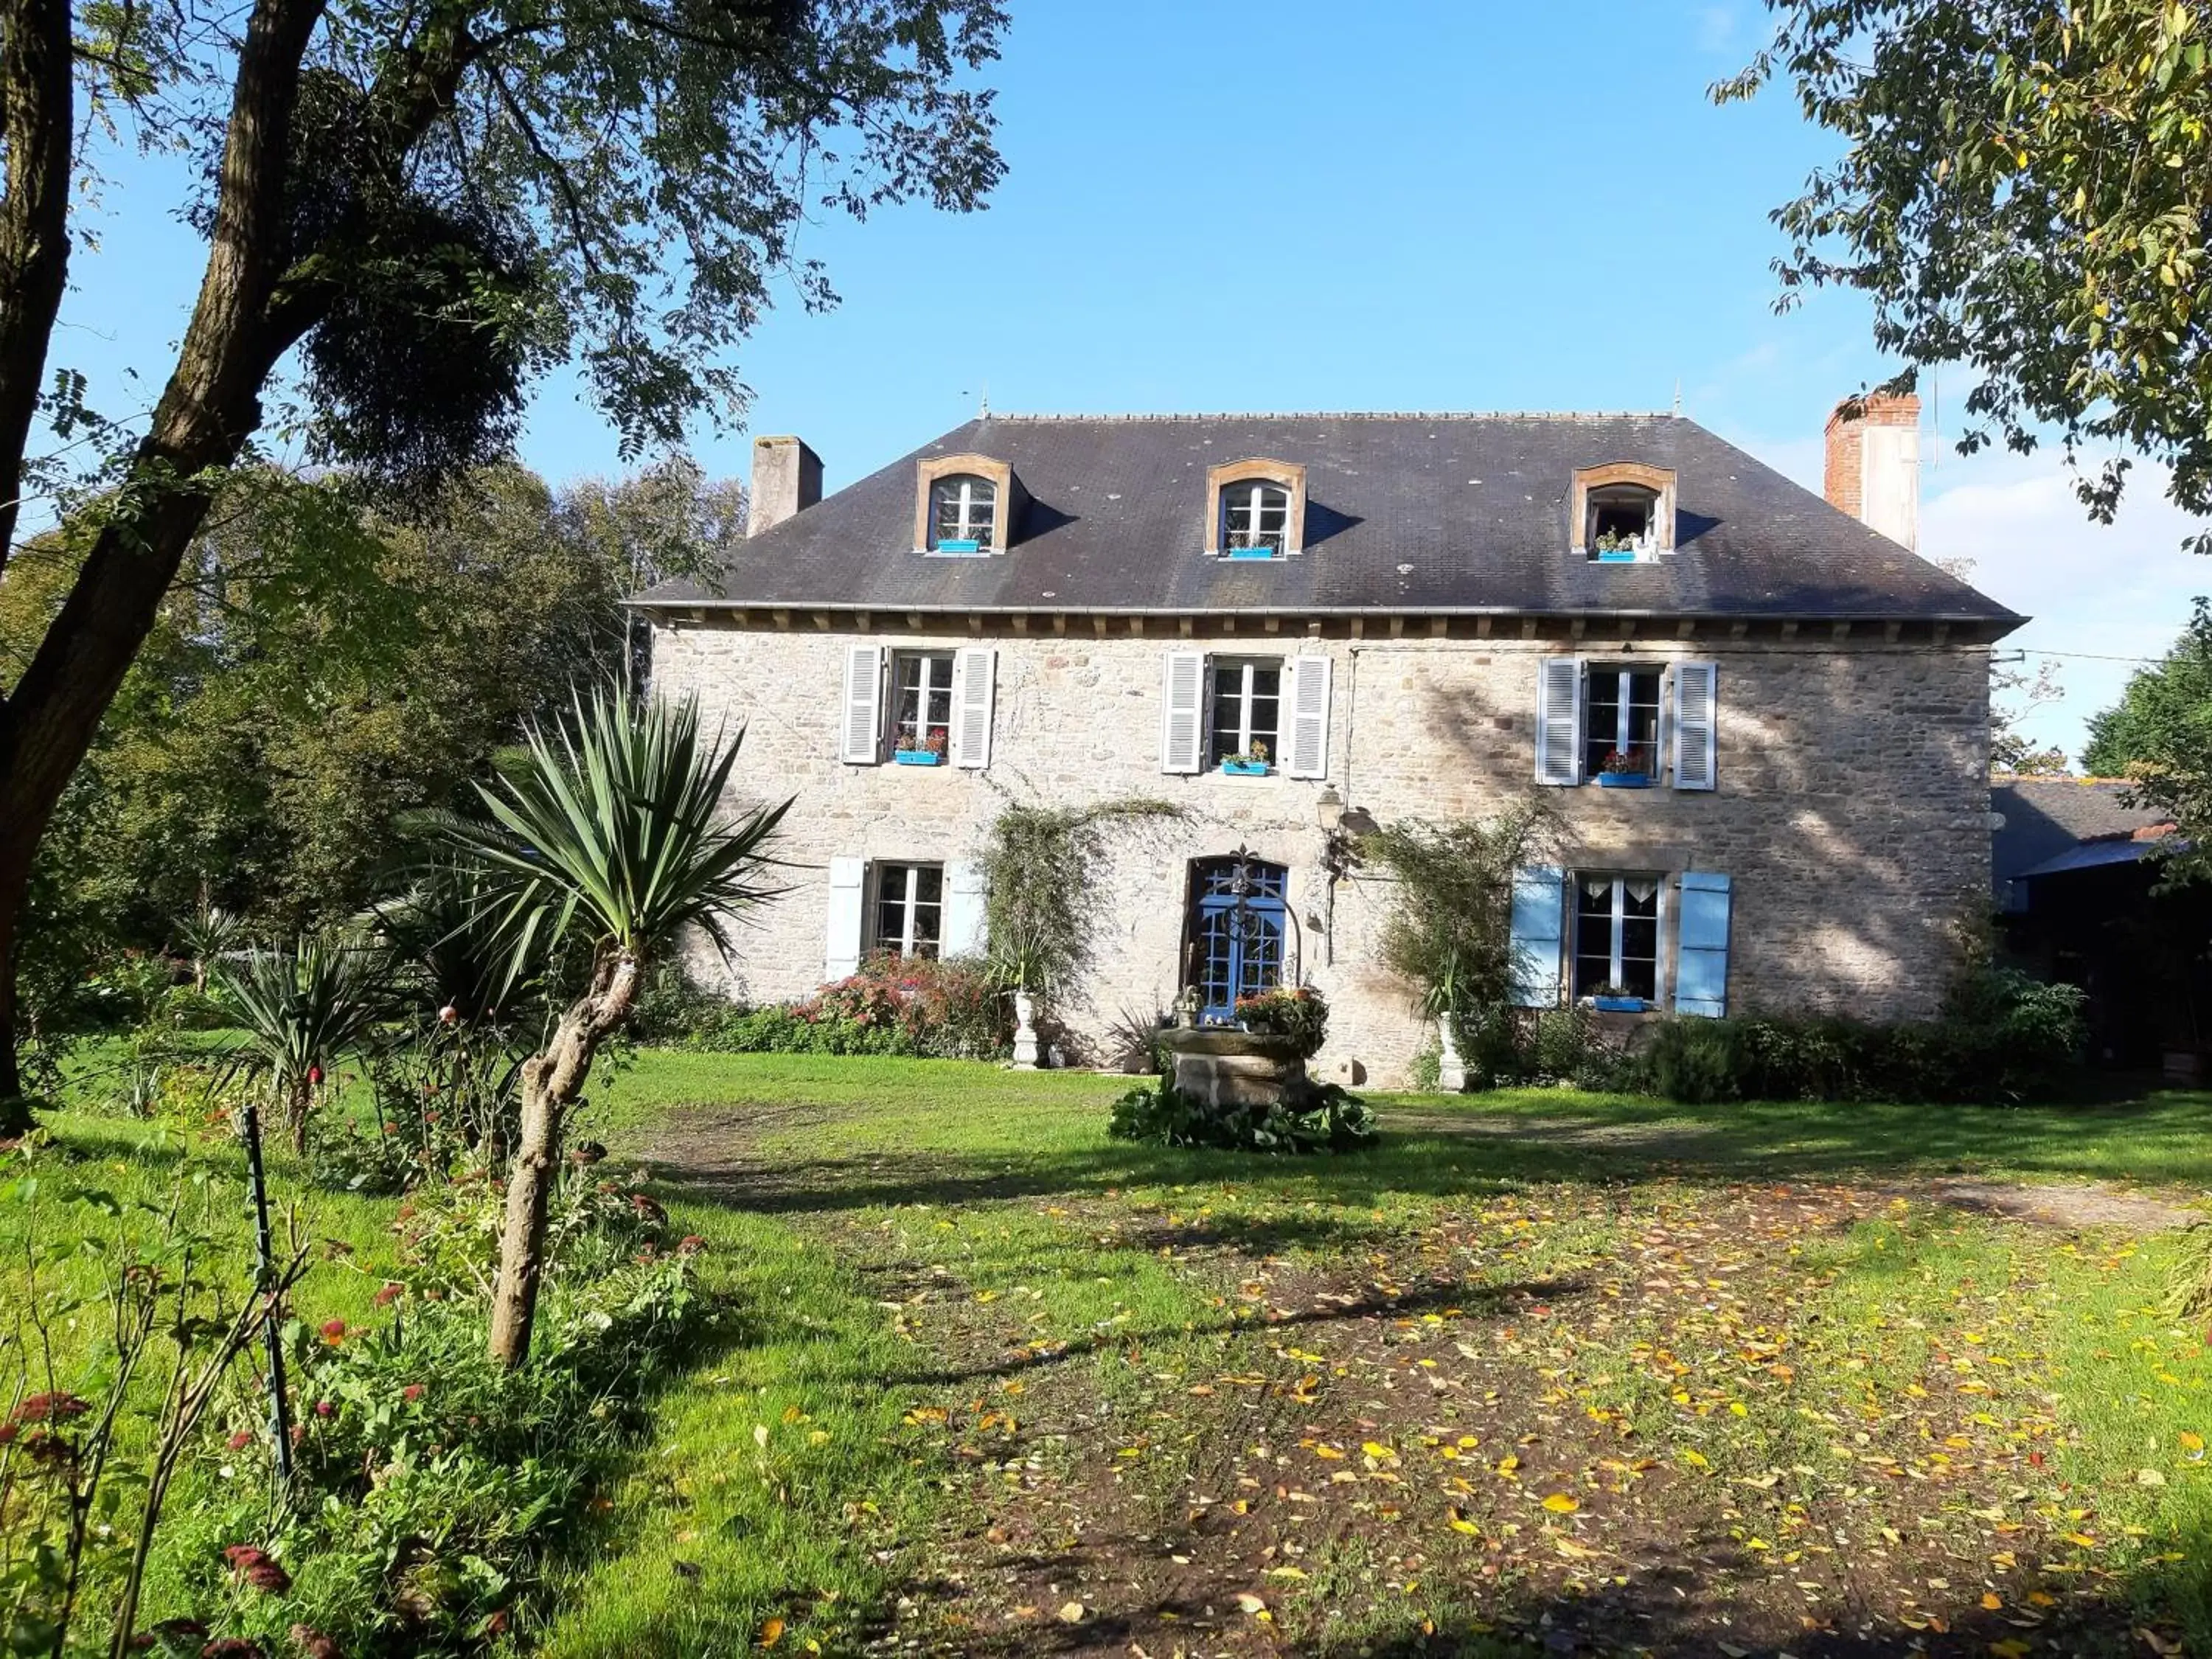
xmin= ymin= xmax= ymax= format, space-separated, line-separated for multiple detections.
xmin=748 ymin=435 xmax=823 ymax=537
xmin=1823 ymin=392 xmax=1920 ymax=551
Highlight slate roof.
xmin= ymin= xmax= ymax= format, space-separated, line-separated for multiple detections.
xmin=637 ymin=412 xmax=2021 ymax=628
xmin=1990 ymin=777 xmax=2175 ymax=901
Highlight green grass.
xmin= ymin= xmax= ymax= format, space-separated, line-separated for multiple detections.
xmin=15 ymin=1056 xmax=2212 ymax=1655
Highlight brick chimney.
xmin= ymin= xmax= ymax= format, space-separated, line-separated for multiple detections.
xmin=1823 ymin=392 xmax=1920 ymax=551
xmin=748 ymin=435 xmax=823 ymax=537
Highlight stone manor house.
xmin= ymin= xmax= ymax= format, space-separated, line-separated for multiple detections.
xmin=638 ymin=400 xmax=2020 ymax=1087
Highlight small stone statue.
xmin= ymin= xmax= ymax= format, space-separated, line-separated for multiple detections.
xmin=1172 ymin=984 xmax=1202 ymax=1029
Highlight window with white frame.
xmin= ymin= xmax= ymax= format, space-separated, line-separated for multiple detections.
xmin=1584 ymin=664 xmax=1663 ymax=779
xmin=1573 ymin=874 xmax=1661 ymax=1002
xmin=1220 ymin=481 xmax=1290 ymax=557
xmin=928 ymin=474 xmax=997 ymax=553
xmin=1208 ymin=656 xmax=1281 ymax=768
xmin=872 ymin=862 xmax=944 ymax=960
xmin=891 ymin=651 xmax=955 ymax=756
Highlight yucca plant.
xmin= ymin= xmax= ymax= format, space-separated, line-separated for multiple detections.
xmin=174 ymin=899 xmax=243 ymax=995
xmin=441 ymin=683 xmax=788 ymax=1367
xmin=218 ymin=934 xmax=389 ymax=1154
xmin=372 ymin=858 xmax=554 ymax=1025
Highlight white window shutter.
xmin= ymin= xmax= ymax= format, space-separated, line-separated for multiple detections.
xmin=838 ymin=644 xmax=884 ymax=765
xmin=1284 ymin=655 xmax=1332 ymax=779
xmin=1534 ymin=656 xmax=1584 ymax=786
xmin=1673 ymin=660 xmax=1718 ymax=790
xmin=950 ymin=647 xmax=996 ymax=769
xmin=942 ymin=860 xmax=988 ymax=956
xmin=1160 ymin=650 xmax=1206 ymax=773
xmin=823 ymin=857 xmax=866 ymax=981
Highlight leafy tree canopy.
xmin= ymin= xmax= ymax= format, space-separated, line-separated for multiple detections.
xmin=0 ymin=459 xmax=739 ymax=1019
xmin=1721 ymin=1 xmax=2212 ymax=544
xmin=2082 ymin=598 xmax=2212 ymax=795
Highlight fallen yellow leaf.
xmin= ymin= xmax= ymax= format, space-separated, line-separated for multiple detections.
xmin=1234 ymin=1593 xmax=1267 ymax=1615
xmin=759 ymin=1617 xmax=785 ymax=1649
xmin=1543 ymin=1493 xmax=1579 ymax=1514
xmin=1057 ymin=1601 xmax=1085 ymax=1624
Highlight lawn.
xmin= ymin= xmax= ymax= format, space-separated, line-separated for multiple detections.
xmin=545 ymin=1058 xmax=2212 ymax=1657
xmin=12 ymin=1058 xmax=2212 ymax=1657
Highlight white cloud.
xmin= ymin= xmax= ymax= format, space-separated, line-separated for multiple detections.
xmin=1694 ymin=4 xmax=1740 ymax=53
xmin=1919 ymin=453 xmax=2211 ymax=764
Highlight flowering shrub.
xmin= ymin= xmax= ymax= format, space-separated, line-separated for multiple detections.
xmin=1233 ymin=984 xmax=1329 ymax=1059
xmin=684 ymin=953 xmax=1010 ymax=1060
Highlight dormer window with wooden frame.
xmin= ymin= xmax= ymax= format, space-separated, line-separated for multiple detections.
xmin=1204 ymin=459 xmax=1307 ymax=560
xmin=1571 ymin=462 xmax=1677 ymax=563
xmin=914 ymin=453 xmax=1023 ymax=556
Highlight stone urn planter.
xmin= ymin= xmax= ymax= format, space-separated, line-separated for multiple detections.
xmin=1158 ymin=1026 xmax=1313 ymax=1111
xmin=1011 ymin=990 xmax=1042 ymax=1069
xmin=1434 ymin=1015 xmax=1469 ymax=1093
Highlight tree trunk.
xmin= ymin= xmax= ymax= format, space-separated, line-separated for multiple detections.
xmin=0 ymin=0 xmax=331 ymax=1099
xmin=487 ymin=949 xmax=639 ymax=1368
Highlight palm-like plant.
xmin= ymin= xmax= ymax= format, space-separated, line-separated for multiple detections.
xmin=441 ymin=683 xmax=788 ymax=1367
xmin=175 ymin=900 xmax=243 ymax=995
xmin=218 ymin=934 xmax=389 ymax=1153
xmin=372 ymin=858 xmax=554 ymax=1024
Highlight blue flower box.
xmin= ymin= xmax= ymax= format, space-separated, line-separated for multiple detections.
xmin=1596 ymin=771 xmax=1652 ymax=788
xmin=894 ymin=750 xmax=943 ymax=766
xmin=1594 ymin=549 xmax=1640 ymax=564
xmin=1593 ymin=995 xmax=1649 ymax=1014
xmin=1225 ymin=545 xmax=1278 ymax=560
xmin=1219 ymin=759 xmax=1270 ymax=776
xmin=933 ymin=538 xmax=981 ymax=555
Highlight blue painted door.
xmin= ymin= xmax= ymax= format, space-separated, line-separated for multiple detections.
xmin=1191 ymin=859 xmax=1289 ymax=1023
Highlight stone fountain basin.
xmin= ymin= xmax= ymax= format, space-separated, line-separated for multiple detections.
xmin=1159 ymin=1027 xmax=1310 ymax=1110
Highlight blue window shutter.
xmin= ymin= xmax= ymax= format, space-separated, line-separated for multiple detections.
xmin=1508 ymin=866 xmax=1567 ymax=1008
xmin=1674 ymin=871 xmax=1733 ymax=1017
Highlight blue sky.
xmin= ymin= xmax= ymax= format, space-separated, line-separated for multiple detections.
xmin=53 ymin=0 xmax=2212 ymax=759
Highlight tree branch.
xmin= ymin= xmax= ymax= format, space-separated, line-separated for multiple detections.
xmin=0 ymin=0 xmax=78 ymax=582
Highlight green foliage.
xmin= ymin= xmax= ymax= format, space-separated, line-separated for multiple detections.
xmin=978 ymin=799 xmax=1183 ymax=998
xmin=218 ymin=936 xmax=390 ymax=1147
xmin=1107 ymin=1079 xmax=1377 ymax=1155
xmin=1362 ymin=798 xmax=1554 ymax=1026
xmin=439 ymin=684 xmax=790 ymax=985
xmin=4 ymin=462 xmax=747 ymax=1015
xmin=675 ymin=956 xmax=1009 ymax=1061
xmin=2085 ymin=602 xmax=2212 ymax=776
xmin=163 ymin=1173 xmax=701 ymax=1655
xmin=2082 ymin=599 xmax=2212 ymax=877
xmin=1721 ymin=0 xmax=2212 ymax=540
xmin=1624 ymin=969 xmax=2088 ymax=1105
xmin=1233 ymin=984 xmax=1329 ymax=1060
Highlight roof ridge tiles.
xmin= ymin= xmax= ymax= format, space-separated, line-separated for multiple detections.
xmin=981 ymin=410 xmax=1678 ymax=424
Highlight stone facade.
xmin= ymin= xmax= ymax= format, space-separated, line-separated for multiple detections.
xmin=651 ymin=615 xmax=1993 ymax=1088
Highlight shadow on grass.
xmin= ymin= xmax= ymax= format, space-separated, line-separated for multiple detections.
xmin=636 ymin=1091 xmax=2212 ymax=1224
xmin=869 ymin=1271 xmax=1593 ymax=1391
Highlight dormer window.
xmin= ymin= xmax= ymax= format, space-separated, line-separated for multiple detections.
xmin=914 ymin=453 xmax=1023 ymax=556
xmin=929 ymin=474 xmax=997 ymax=553
xmin=1571 ymin=462 xmax=1677 ymax=562
xmin=1221 ymin=480 xmax=1290 ymax=557
xmin=1587 ymin=485 xmax=1656 ymax=558
xmin=1203 ymin=459 xmax=1307 ymax=559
